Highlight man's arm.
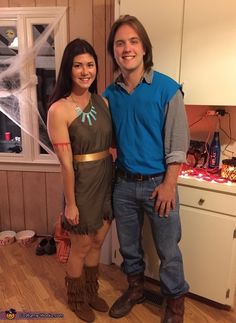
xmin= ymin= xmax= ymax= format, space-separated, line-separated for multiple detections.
xmin=151 ymin=90 xmax=189 ymax=217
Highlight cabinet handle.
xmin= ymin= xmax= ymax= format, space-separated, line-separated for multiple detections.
xmin=198 ymin=198 xmax=205 ymax=205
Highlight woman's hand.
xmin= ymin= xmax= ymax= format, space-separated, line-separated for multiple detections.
xmin=65 ymin=204 xmax=79 ymax=225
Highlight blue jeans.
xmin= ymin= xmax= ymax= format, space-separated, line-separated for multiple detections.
xmin=113 ymin=174 xmax=189 ymax=298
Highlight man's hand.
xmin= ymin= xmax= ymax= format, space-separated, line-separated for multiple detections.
xmin=151 ymin=182 xmax=176 ymax=217
xmin=150 ymin=162 xmax=181 ymax=217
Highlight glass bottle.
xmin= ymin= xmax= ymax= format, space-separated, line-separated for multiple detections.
xmin=208 ymin=131 xmax=221 ymax=169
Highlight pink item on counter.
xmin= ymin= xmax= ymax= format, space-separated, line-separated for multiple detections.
xmin=4 ymin=132 xmax=11 ymax=141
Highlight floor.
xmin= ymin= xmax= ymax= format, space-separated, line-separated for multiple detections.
xmin=0 ymin=239 xmax=235 ymax=323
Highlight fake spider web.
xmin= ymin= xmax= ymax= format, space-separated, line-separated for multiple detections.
xmin=0 ymin=11 xmax=66 ymax=156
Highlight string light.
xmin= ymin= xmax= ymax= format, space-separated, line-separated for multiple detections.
xmin=180 ymin=164 xmax=232 ymax=184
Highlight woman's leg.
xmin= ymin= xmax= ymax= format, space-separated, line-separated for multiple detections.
xmin=65 ymin=233 xmax=95 ymax=322
xmin=66 ymin=233 xmax=93 ymax=277
xmin=85 ymin=220 xmax=111 ymax=266
xmin=84 ymin=220 xmax=111 ymax=312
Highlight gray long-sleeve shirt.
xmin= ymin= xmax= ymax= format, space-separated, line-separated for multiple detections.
xmin=164 ymin=89 xmax=190 ymax=164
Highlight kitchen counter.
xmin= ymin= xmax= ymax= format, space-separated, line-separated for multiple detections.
xmin=178 ymin=174 xmax=236 ymax=195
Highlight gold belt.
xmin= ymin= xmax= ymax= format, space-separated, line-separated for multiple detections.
xmin=73 ymin=150 xmax=110 ymax=162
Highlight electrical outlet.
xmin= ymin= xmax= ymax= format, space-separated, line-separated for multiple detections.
xmin=206 ymin=110 xmax=217 ymax=116
xmin=206 ymin=109 xmax=226 ymax=116
xmin=216 ymin=109 xmax=226 ymax=116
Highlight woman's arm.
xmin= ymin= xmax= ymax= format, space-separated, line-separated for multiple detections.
xmin=47 ymin=102 xmax=79 ymax=225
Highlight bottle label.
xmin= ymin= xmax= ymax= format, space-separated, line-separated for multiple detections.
xmin=210 ymin=152 xmax=216 ymax=166
xmin=209 ymin=150 xmax=220 ymax=168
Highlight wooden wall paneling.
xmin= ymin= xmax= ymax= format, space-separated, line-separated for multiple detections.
xmin=105 ymin=0 xmax=114 ymax=88
xmin=7 ymin=171 xmax=25 ymax=232
xmin=93 ymin=0 xmax=106 ymax=93
xmin=9 ymin=0 xmax=35 ymax=6
xmin=56 ymin=0 xmax=68 ymax=6
xmin=0 ymin=171 xmax=10 ymax=230
xmin=23 ymin=172 xmax=47 ymax=235
xmin=45 ymin=172 xmax=63 ymax=234
xmin=68 ymin=0 xmax=93 ymax=43
xmin=0 ymin=0 xmax=9 ymax=7
xmin=0 ymin=0 xmax=114 ymax=236
xmin=36 ymin=0 xmax=56 ymax=6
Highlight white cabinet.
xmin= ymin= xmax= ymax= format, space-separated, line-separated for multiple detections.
xmin=180 ymin=0 xmax=236 ymax=105
xmin=143 ymin=177 xmax=236 ymax=306
xmin=179 ymin=206 xmax=236 ymax=305
xmin=117 ymin=0 xmax=236 ymax=105
xmin=111 ymin=177 xmax=236 ymax=307
xmin=177 ymin=177 xmax=236 ymax=306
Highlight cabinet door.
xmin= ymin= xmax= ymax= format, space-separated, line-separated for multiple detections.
xmin=118 ymin=0 xmax=184 ymax=81
xmin=180 ymin=0 xmax=236 ymax=105
xmin=179 ymin=205 xmax=236 ymax=306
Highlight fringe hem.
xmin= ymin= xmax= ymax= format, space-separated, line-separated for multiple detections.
xmin=62 ymin=215 xmax=113 ymax=235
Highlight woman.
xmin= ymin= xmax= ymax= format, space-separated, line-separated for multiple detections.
xmin=47 ymin=38 xmax=113 ymax=322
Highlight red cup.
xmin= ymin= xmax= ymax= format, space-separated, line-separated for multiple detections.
xmin=5 ymin=132 xmax=11 ymax=141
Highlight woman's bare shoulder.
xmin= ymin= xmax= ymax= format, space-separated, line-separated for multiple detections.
xmin=101 ymin=96 xmax=109 ymax=108
xmin=48 ymin=98 xmax=71 ymax=117
xmin=49 ymin=98 xmax=67 ymax=111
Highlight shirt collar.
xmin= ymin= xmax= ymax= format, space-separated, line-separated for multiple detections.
xmin=115 ymin=69 xmax=154 ymax=88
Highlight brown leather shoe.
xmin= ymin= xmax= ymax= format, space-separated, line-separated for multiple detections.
xmin=163 ymin=295 xmax=185 ymax=323
xmin=109 ymin=272 xmax=145 ymax=318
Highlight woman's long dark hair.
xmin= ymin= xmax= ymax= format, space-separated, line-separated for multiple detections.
xmin=48 ymin=38 xmax=98 ymax=107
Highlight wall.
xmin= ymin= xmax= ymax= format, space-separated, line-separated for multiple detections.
xmin=0 ymin=0 xmax=115 ymax=234
xmin=116 ymin=0 xmax=236 ymax=161
xmin=186 ymin=105 xmax=236 ymax=162
xmin=0 ymin=171 xmax=62 ymax=234
xmin=117 ymin=0 xmax=184 ymax=81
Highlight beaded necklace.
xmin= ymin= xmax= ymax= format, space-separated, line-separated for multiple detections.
xmin=71 ymin=95 xmax=97 ymax=126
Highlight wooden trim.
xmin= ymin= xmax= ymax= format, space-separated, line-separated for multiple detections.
xmin=36 ymin=0 xmax=56 ymax=6
xmin=105 ymin=0 xmax=115 ymax=87
xmin=95 ymin=0 xmax=106 ymax=92
xmin=0 ymin=171 xmax=10 ymax=230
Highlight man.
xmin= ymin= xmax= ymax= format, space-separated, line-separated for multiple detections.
xmin=103 ymin=15 xmax=189 ymax=323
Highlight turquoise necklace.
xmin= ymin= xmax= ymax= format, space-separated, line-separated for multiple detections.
xmin=71 ymin=95 xmax=97 ymax=126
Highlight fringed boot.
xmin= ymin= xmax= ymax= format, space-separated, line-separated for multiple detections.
xmin=84 ymin=265 xmax=109 ymax=312
xmin=65 ymin=273 xmax=95 ymax=322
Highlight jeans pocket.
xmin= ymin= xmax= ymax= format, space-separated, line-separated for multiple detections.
xmin=150 ymin=177 xmax=158 ymax=189
xmin=115 ymin=176 xmax=124 ymax=185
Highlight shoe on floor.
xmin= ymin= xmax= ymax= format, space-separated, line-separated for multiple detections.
xmin=44 ymin=237 xmax=56 ymax=255
xmin=35 ymin=238 xmax=48 ymax=256
xmin=35 ymin=237 xmax=56 ymax=256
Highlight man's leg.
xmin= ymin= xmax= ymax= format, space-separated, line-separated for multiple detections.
xmin=144 ymin=177 xmax=189 ymax=323
xmin=109 ymin=178 xmax=145 ymax=318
